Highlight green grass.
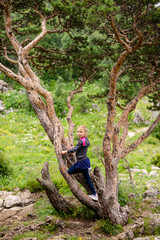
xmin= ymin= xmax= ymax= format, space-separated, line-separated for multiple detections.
xmin=0 ymin=85 xmax=160 ymax=220
xmin=0 ymin=111 xmax=67 ymax=192
xmin=13 ymin=231 xmax=50 ymax=240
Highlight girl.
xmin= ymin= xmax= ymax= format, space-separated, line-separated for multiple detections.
xmin=61 ymin=126 xmax=98 ymax=201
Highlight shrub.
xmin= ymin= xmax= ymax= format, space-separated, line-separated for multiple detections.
xmin=97 ymin=219 xmax=123 ymax=235
xmin=118 ymin=185 xmax=129 ymax=207
xmin=151 ymin=154 xmax=160 ymax=168
xmin=155 ymin=225 xmax=160 ymax=235
xmin=75 ymin=94 xmax=91 ymax=113
xmin=152 ymin=124 xmax=160 ymax=140
xmin=26 ymin=179 xmax=43 ymax=192
xmin=0 ymin=90 xmax=33 ymax=113
xmin=72 ymin=205 xmax=97 ymax=220
xmin=0 ymin=149 xmax=12 ymax=176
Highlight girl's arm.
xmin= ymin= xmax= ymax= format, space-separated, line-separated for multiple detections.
xmin=61 ymin=140 xmax=82 ymax=155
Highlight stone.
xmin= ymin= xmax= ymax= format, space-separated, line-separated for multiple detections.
xmin=0 ymin=199 xmax=3 ymax=207
xmin=142 ymin=169 xmax=148 ymax=175
xmin=92 ymin=104 xmax=100 ymax=111
xmin=128 ymin=193 xmax=137 ymax=199
xmin=21 ymin=238 xmax=38 ymax=240
xmin=4 ymin=195 xmax=22 ymax=208
xmin=151 ymin=165 xmax=160 ymax=170
xmin=0 ymin=191 xmax=14 ymax=200
xmin=133 ymin=113 xmax=145 ymax=124
xmin=125 ymin=231 xmax=134 ymax=240
xmin=143 ymin=189 xmax=160 ymax=198
xmin=17 ymin=189 xmax=34 ymax=205
xmin=0 ymin=204 xmax=34 ymax=226
xmin=149 ymin=171 xmax=159 ymax=177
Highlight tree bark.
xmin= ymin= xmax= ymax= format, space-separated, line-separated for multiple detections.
xmin=37 ymin=162 xmax=72 ymax=213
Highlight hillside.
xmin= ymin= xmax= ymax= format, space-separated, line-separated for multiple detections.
xmin=0 ymin=82 xmax=160 ymax=240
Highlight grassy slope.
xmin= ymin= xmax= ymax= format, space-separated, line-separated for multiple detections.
xmin=0 ymin=83 xmax=160 ymax=239
xmin=0 ymin=84 xmax=160 ymax=198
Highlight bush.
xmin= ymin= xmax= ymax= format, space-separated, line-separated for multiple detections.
xmin=152 ymin=124 xmax=160 ymax=140
xmin=151 ymin=154 xmax=160 ymax=168
xmin=72 ymin=205 xmax=97 ymax=220
xmin=75 ymin=94 xmax=91 ymax=113
xmin=97 ymin=219 xmax=123 ymax=236
xmin=0 ymin=149 xmax=12 ymax=176
xmin=0 ymin=90 xmax=33 ymax=113
xmin=26 ymin=179 xmax=43 ymax=193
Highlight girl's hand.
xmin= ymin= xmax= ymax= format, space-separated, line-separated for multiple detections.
xmin=61 ymin=150 xmax=67 ymax=155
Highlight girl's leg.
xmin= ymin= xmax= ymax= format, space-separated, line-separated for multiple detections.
xmin=82 ymin=169 xmax=96 ymax=195
xmin=68 ymin=164 xmax=81 ymax=175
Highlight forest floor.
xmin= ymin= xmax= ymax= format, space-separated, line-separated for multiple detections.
xmin=0 ymin=183 xmax=160 ymax=240
xmin=0 ymin=191 xmax=108 ymax=240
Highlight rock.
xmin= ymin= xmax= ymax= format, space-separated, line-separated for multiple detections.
xmin=0 ymin=100 xmax=5 ymax=112
xmin=133 ymin=237 xmax=154 ymax=240
xmin=130 ymin=168 xmax=141 ymax=173
xmin=142 ymin=169 xmax=148 ymax=175
xmin=143 ymin=189 xmax=160 ymax=198
xmin=4 ymin=195 xmax=22 ymax=208
xmin=0 ymin=80 xmax=11 ymax=93
xmin=133 ymin=113 xmax=145 ymax=125
xmin=151 ymin=165 xmax=160 ymax=170
xmin=151 ymin=111 xmax=159 ymax=120
xmin=0 ymin=199 xmax=3 ymax=207
xmin=47 ymin=235 xmax=66 ymax=240
xmin=0 ymin=204 xmax=34 ymax=226
xmin=21 ymin=238 xmax=38 ymax=240
xmin=0 ymin=191 xmax=14 ymax=200
xmin=125 ymin=231 xmax=134 ymax=240
xmin=149 ymin=171 xmax=159 ymax=177
xmin=129 ymin=217 xmax=144 ymax=233
xmin=128 ymin=193 xmax=137 ymax=199
xmin=17 ymin=189 xmax=34 ymax=206
xmin=92 ymin=104 xmax=100 ymax=111
xmin=133 ymin=236 xmax=160 ymax=240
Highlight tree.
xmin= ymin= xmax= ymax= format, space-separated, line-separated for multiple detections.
xmin=0 ymin=0 xmax=160 ymax=225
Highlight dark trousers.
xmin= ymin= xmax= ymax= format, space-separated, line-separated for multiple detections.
xmin=68 ymin=164 xmax=96 ymax=195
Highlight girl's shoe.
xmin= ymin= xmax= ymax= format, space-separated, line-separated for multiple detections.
xmin=88 ymin=193 xmax=98 ymax=201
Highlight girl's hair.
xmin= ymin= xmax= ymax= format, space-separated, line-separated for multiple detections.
xmin=78 ymin=125 xmax=88 ymax=137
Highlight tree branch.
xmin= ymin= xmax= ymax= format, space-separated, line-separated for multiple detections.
xmin=121 ymin=113 xmax=160 ymax=158
xmin=23 ymin=17 xmax=47 ymax=54
xmin=3 ymin=45 xmax=18 ymax=64
xmin=0 ymin=62 xmax=27 ymax=87
xmin=110 ymin=17 xmax=132 ymax=52
xmin=67 ymin=87 xmax=83 ymax=147
xmin=3 ymin=2 xmax=20 ymax=54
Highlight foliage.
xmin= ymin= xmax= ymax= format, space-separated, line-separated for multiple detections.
xmin=97 ymin=219 xmax=123 ymax=235
xmin=74 ymin=94 xmax=92 ymax=113
xmin=71 ymin=205 xmax=97 ymax=220
xmin=152 ymin=123 xmax=160 ymax=140
xmin=0 ymin=148 xmax=12 ymax=176
xmin=155 ymin=225 xmax=160 ymax=235
xmin=118 ymin=184 xmax=129 ymax=207
xmin=35 ymin=197 xmax=60 ymax=220
xmin=0 ymin=90 xmax=34 ymax=113
xmin=151 ymin=154 xmax=160 ymax=168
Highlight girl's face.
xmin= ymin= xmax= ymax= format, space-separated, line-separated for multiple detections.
xmin=77 ymin=127 xmax=85 ymax=139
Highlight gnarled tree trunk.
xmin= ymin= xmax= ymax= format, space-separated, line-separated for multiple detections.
xmin=0 ymin=0 xmax=160 ymax=226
